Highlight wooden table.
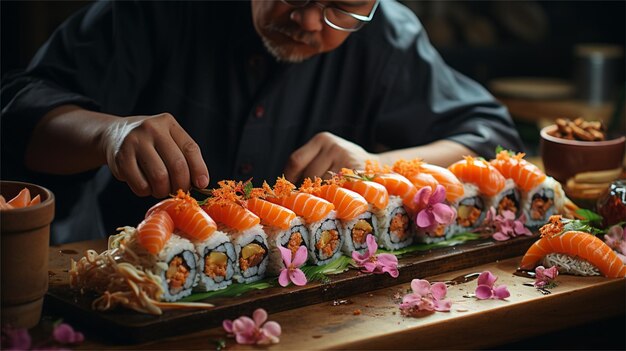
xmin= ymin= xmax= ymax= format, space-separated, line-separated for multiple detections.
xmin=497 ymin=97 xmax=614 ymax=127
xmin=42 ymin=240 xmax=625 ymax=350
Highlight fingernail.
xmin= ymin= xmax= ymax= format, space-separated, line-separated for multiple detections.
xmin=196 ymin=175 xmax=209 ymax=188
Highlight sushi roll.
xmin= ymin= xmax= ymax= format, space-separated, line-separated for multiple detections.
xmin=490 ymin=150 xmax=545 ymax=217
xmin=195 ymin=230 xmax=237 ymax=291
xmin=266 ymin=177 xmax=343 ymax=265
xmin=227 ymin=224 xmax=270 ymax=283
xmin=306 ymin=210 xmax=343 ymax=265
xmin=375 ymin=195 xmax=413 ymax=249
xmin=341 ymin=208 xmax=378 ymax=255
xmin=522 ymin=176 xmax=566 ymax=228
xmin=264 ymin=216 xmax=310 ymax=275
xmin=152 ymin=233 xmax=198 ymax=302
xmin=486 ymin=178 xmax=521 ymax=217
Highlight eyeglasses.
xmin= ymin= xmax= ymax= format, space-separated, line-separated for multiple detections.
xmin=281 ymin=0 xmax=380 ymax=32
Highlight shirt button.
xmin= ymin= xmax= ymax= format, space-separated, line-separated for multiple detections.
xmin=254 ymin=105 xmax=265 ymax=119
xmin=239 ymin=163 xmax=254 ymax=175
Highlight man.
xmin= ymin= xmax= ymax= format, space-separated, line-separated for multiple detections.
xmin=1 ymin=0 xmax=523 ymax=243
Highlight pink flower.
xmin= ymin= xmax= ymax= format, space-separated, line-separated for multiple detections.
xmin=1 ymin=326 xmax=31 ymax=350
xmin=604 ymin=225 xmax=626 ymax=264
xmin=278 ymin=245 xmax=307 ymax=287
xmin=223 ymin=308 xmax=281 ymax=345
xmin=399 ymin=279 xmax=452 ymax=317
xmin=413 ymin=185 xmax=456 ymax=232
xmin=475 ymin=271 xmax=510 ymax=300
xmin=352 ymin=234 xmax=399 ymax=277
xmin=483 ymin=208 xmax=532 ymax=241
xmin=52 ymin=323 xmax=84 ymax=345
xmin=534 ymin=266 xmax=559 ymax=288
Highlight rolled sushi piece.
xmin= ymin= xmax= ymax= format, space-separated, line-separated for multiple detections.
xmin=264 ymin=216 xmax=310 ymax=275
xmin=522 ymin=176 xmax=565 ymax=228
xmin=194 ymin=230 xmax=237 ymax=291
xmin=486 ymin=178 xmax=521 ymax=217
xmin=227 ymin=224 xmax=270 ymax=283
xmin=306 ymin=210 xmax=344 ymax=265
xmin=153 ymin=233 xmax=198 ymax=302
xmin=375 ymin=195 xmax=413 ymax=249
xmin=341 ymin=207 xmax=378 ymax=255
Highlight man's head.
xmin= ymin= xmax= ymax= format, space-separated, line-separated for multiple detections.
xmin=251 ymin=0 xmax=379 ymax=63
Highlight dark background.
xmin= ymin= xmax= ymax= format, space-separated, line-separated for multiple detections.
xmin=2 ymin=1 xmax=624 ymax=85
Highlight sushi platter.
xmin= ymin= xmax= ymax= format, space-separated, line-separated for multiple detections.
xmin=46 ymin=234 xmax=536 ymax=343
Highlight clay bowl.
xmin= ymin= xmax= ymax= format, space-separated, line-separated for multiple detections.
xmin=1 ymin=180 xmax=55 ymax=328
xmin=540 ymin=125 xmax=625 ymax=185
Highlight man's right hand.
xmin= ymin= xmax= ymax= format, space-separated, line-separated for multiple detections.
xmin=25 ymin=106 xmax=209 ymax=198
xmin=102 ymin=113 xmax=209 ymax=198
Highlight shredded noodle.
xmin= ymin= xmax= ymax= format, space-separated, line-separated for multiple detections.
xmin=542 ymin=253 xmax=600 ymax=276
xmin=69 ymin=227 xmax=213 ymax=315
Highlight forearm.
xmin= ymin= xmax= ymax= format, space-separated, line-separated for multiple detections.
xmin=24 ymin=105 xmax=115 ymax=174
xmin=377 ymin=140 xmax=476 ymax=168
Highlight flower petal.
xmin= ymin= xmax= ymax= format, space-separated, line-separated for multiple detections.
xmin=290 ymin=268 xmax=307 ymax=286
xmin=382 ymin=264 xmax=399 ymax=278
xmin=292 ymin=245 xmax=308 ymax=267
xmin=413 ymin=186 xmax=432 ymax=209
xmin=430 ymin=282 xmax=448 ymax=300
xmin=253 ymin=308 xmax=268 ymax=327
xmin=434 ymin=298 xmax=452 ymax=312
xmin=411 ymin=279 xmax=431 ymax=296
xmin=278 ymin=269 xmax=290 ymax=287
xmin=416 ymin=210 xmax=435 ymax=228
xmin=430 ymin=185 xmax=447 ymax=204
xmin=222 ymin=319 xmax=234 ymax=333
xmin=492 ymin=231 xmax=510 ymax=241
xmin=366 ymin=234 xmax=378 ymax=256
xmin=493 ymin=285 xmax=510 ymax=299
xmin=278 ymin=246 xmax=292 ymax=267
xmin=431 ymin=203 xmax=456 ymax=224
xmin=477 ymin=271 xmax=497 ymax=287
xmin=352 ymin=250 xmax=369 ymax=265
xmin=502 ymin=210 xmax=516 ymax=220
xmin=53 ymin=323 xmax=83 ymax=344
xmin=475 ymin=285 xmax=493 ymax=300
xmin=363 ymin=261 xmax=377 ymax=273
xmin=233 ymin=316 xmax=256 ymax=335
xmin=262 ymin=321 xmax=282 ymax=338
xmin=376 ymin=253 xmax=398 ymax=266
xmin=3 ymin=327 xmax=32 ymax=350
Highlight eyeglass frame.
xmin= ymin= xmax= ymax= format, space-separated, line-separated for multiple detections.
xmin=280 ymin=0 xmax=380 ymax=32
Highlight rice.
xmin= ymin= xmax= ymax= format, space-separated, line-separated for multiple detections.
xmin=543 ymin=253 xmax=601 ymax=276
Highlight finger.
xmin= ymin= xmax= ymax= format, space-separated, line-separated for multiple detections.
xmin=169 ymin=124 xmax=209 ymax=189
xmin=283 ymin=136 xmax=325 ymax=183
xmin=300 ymin=154 xmax=334 ymax=181
xmin=136 ymin=143 xmax=171 ymax=198
xmin=154 ymin=136 xmax=191 ymax=192
xmin=112 ymin=148 xmax=151 ymax=197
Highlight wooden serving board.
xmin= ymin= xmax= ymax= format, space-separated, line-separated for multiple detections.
xmin=46 ymin=235 xmax=536 ymax=343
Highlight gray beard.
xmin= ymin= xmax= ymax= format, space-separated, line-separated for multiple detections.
xmin=260 ymin=36 xmax=308 ymax=63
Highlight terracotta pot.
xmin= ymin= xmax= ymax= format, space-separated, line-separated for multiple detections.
xmin=1 ymin=180 xmax=55 ymax=328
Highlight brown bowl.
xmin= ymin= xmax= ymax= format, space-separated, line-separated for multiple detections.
xmin=540 ymin=125 xmax=625 ymax=184
xmin=1 ymin=180 xmax=55 ymax=328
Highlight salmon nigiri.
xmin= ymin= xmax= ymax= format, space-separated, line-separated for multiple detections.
xmin=342 ymin=179 xmax=389 ymax=210
xmin=246 ymin=197 xmax=296 ymax=230
xmin=392 ymin=159 xmax=439 ymax=193
xmin=137 ymin=210 xmax=174 ymax=254
xmin=316 ymin=184 xmax=368 ymax=220
xmin=520 ymin=230 xmax=626 ymax=278
xmin=419 ymin=163 xmax=465 ymax=202
xmin=490 ymin=150 xmax=546 ymax=192
xmin=448 ymin=156 xmax=506 ymax=197
xmin=147 ymin=190 xmax=217 ymax=242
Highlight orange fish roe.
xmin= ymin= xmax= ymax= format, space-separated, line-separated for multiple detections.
xmin=392 ymin=158 xmax=424 ymax=179
xmin=539 ymin=215 xmax=564 ymax=238
xmin=268 ymin=177 xmax=296 ymax=199
xmin=299 ymin=177 xmax=323 ymax=195
xmin=364 ymin=160 xmax=391 ymax=175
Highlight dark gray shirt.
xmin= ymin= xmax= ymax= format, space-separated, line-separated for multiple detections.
xmin=1 ymin=0 xmax=523 ymax=243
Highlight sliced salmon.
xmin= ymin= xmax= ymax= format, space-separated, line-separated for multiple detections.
xmin=246 ymin=197 xmax=296 ymax=230
xmin=268 ymin=192 xmax=334 ymax=223
xmin=342 ymin=179 xmax=389 ymax=210
xmin=316 ymin=184 xmax=368 ymax=220
xmin=202 ymin=201 xmax=260 ymax=232
xmin=419 ymin=163 xmax=465 ymax=202
xmin=448 ymin=156 xmax=506 ymax=196
xmin=147 ymin=190 xmax=217 ymax=242
xmin=7 ymin=188 xmax=31 ymax=208
xmin=137 ymin=210 xmax=174 ymax=254
xmin=490 ymin=151 xmax=546 ymax=192
xmin=520 ymin=231 xmax=626 ymax=278
xmin=371 ymin=173 xmax=418 ymax=212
